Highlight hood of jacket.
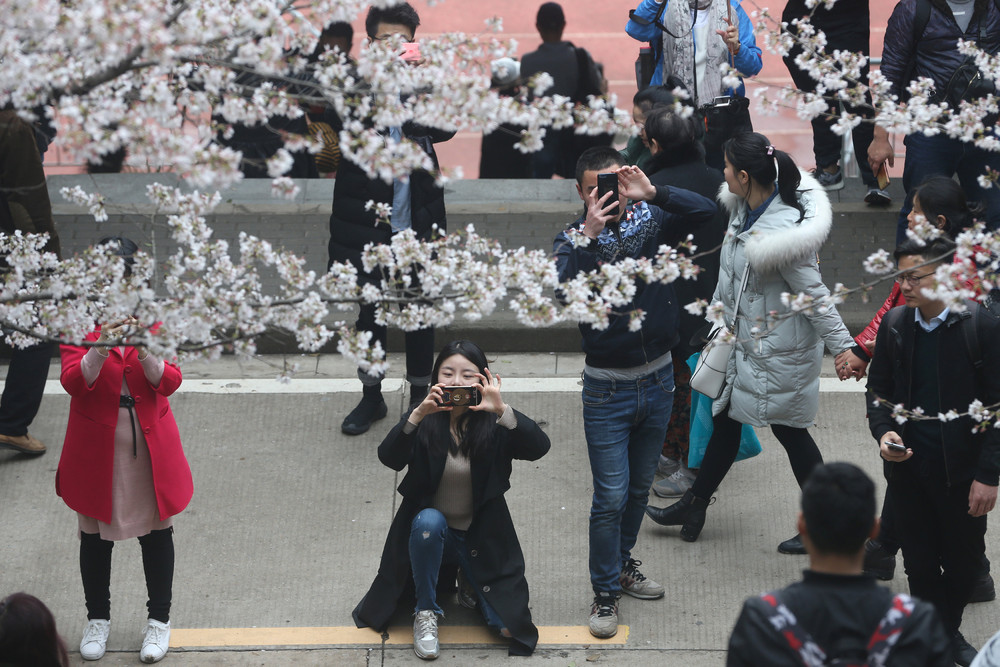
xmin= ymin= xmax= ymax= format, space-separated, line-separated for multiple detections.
xmin=716 ymin=168 xmax=832 ymax=275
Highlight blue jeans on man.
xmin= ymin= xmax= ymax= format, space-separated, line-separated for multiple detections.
xmin=582 ymin=362 xmax=674 ymax=594
xmin=895 ymin=132 xmax=1000 ymax=245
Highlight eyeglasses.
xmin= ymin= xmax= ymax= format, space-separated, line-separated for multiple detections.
xmin=895 ymin=271 xmax=935 ymax=286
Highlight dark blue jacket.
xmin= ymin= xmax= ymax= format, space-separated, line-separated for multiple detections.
xmin=881 ymin=0 xmax=1000 ymax=100
xmin=553 ymin=185 xmax=716 ymax=369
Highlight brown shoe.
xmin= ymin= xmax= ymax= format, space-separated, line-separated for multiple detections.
xmin=0 ymin=432 xmax=47 ymax=455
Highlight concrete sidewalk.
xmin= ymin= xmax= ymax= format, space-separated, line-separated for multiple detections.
xmin=2 ymin=353 xmax=997 ymax=665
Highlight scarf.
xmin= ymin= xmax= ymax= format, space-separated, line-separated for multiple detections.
xmin=661 ymin=0 xmax=732 ymax=106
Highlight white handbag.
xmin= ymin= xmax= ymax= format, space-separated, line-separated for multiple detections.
xmin=689 ymin=265 xmax=750 ymax=400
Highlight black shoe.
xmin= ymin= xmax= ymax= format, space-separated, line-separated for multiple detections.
xmin=408 ymin=385 xmax=429 ymax=410
xmin=777 ymin=534 xmax=807 ymax=555
xmin=341 ymin=396 xmax=388 ymax=435
xmin=951 ymin=631 xmax=978 ymax=667
xmin=645 ymin=490 xmax=709 ymax=542
xmin=970 ymin=572 xmax=996 ymax=603
xmin=863 ymin=539 xmax=896 ymax=580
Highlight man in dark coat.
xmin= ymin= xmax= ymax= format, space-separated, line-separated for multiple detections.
xmin=328 ymin=2 xmax=454 ymax=435
xmin=0 ymin=110 xmax=61 ymax=457
xmin=728 ymin=462 xmax=952 ymax=666
xmin=867 ymin=238 xmax=1000 ymax=665
xmin=868 ymin=0 xmax=1000 ymax=244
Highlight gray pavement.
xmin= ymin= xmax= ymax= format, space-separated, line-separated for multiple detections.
xmin=3 ymin=352 xmax=999 ymax=665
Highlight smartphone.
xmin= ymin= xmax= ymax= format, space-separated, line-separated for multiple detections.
xmin=886 ymin=441 xmax=907 ymax=453
xmin=401 ymin=42 xmax=421 ymax=62
xmin=596 ymin=172 xmax=619 ymax=217
xmin=438 ymin=386 xmax=482 ymax=407
xmin=876 ymin=162 xmax=890 ymax=190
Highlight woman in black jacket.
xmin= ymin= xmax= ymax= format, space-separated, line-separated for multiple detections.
xmin=352 ymin=340 xmax=551 ymax=659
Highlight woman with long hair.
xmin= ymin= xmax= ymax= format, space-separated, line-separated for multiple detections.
xmin=352 ymin=340 xmax=550 ymax=659
xmin=645 ymin=132 xmax=855 ymax=552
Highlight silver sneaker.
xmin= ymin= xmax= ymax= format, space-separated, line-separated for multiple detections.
xmin=589 ymin=592 xmax=619 ymax=638
xmin=620 ymin=558 xmax=665 ymax=599
xmin=413 ymin=610 xmax=440 ymax=660
xmin=656 ymin=455 xmax=681 ymax=477
xmin=653 ymin=466 xmax=696 ymax=498
xmin=80 ymin=619 xmax=110 ymax=661
xmin=139 ymin=619 xmax=170 ymax=663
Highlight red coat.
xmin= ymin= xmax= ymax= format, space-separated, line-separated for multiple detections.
xmin=56 ymin=334 xmax=192 ymax=524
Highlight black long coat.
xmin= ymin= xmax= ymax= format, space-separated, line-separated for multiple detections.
xmin=352 ymin=410 xmax=551 ymax=655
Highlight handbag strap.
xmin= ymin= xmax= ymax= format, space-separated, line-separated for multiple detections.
xmin=729 ymin=263 xmax=750 ymax=333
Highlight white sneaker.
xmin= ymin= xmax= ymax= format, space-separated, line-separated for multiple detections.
xmin=653 ymin=466 xmax=696 ymax=498
xmin=80 ymin=619 xmax=110 ymax=661
xmin=139 ymin=619 xmax=170 ymax=663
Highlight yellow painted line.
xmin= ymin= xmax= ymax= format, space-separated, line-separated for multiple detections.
xmin=171 ymin=625 xmax=628 ymax=648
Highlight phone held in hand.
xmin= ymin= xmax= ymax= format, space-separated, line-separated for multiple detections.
xmin=438 ymin=386 xmax=482 ymax=407
xmin=401 ymin=42 xmax=421 ymax=62
xmin=886 ymin=440 xmax=907 ymax=453
xmin=876 ymin=162 xmax=890 ymax=190
xmin=596 ymin=172 xmax=619 ymax=217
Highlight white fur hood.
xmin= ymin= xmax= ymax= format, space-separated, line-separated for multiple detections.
xmin=716 ymin=169 xmax=833 ymax=274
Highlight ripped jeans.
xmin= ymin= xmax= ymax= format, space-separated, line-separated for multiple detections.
xmin=409 ymin=508 xmax=503 ymax=630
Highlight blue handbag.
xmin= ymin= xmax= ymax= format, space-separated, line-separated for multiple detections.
xmin=685 ymin=352 xmax=761 ymax=468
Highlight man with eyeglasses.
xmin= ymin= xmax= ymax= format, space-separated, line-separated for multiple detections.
xmin=866 ymin=237 xmax=1000 ymax=666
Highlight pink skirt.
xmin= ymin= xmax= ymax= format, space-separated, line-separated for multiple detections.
xmin=78 ymin=404 xmax=173 ymax=541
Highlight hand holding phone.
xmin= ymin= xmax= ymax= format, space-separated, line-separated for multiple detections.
xmin=401 ymin=42 xmax=421 ymax=63
xmin=437 ymin=386 xmax=482 ymax=407
xmin=876 ymin=162 xmax=890 ymax=190
xmin=596 ymin=172 xmax=620 ymax=219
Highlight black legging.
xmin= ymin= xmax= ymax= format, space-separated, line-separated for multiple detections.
xmin=690 ymin=412 xmax=824 ymax=499
xmin=80 ymin=528 xmax=174 ymax=623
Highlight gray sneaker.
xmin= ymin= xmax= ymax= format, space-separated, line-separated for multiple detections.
xmin=413 ymin=610 xmax=439 ymax=660
xmin=813 ymin=166 xmax=844 ymax=191
xmin=589 ymin=592 xmax=620 ymax=638
xmin=653 ymin=466 xmax=696 ymax=498
xmin=620 ymin=558 xmax=665 ymax=600
xmin=657 ymin=455 xmax=681 ymax=477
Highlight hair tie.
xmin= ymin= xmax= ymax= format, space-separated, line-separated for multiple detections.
xmin=765 ymin=145 xmax=774 ymax=156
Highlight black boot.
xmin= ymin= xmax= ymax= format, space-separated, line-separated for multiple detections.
xmin=644 ymin=491 xmax=709 ymax=542
xmin=408 ymin=384 xmax=428 ymax=410
xmin=341 ymin=384 xmax=387 ymax=435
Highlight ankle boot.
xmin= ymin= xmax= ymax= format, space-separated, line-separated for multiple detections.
xmin=341 ymin=383 xmax=387 ymax=435
xmin=644 ymin=491 xmax=710 ymax=542
xmin=408 ymin=384 xmax=428 ymax=409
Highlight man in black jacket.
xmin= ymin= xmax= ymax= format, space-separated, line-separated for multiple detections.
xmin=866 ymin=237 xmax=1000 ymax=665
xmin=328 ymin=2 xmax=454 ymax=435
xmin=554 ymin=146 xmax=716 ymax=639
xmin=728 ymin=462 xmax=952 ymax=666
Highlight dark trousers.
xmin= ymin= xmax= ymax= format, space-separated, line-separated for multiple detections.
xmin=783 ymin=34 xmax=877 ymax=188
xmin=80 ymin=528 xmax=175 ymax=623
xmin=888 ymin=464 xmax=986 ymax=633
xmin=356 ymin=302 xmax=434 ymax=387
xmin=0 ymin=342 xmax=53 ymax=436
xmin=690 ymin=412 xmax=823 ymax=498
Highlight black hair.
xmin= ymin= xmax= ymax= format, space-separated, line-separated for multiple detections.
xmin=417 ymin=340 xmax=496 ymax=461
xmin=632 ymin=85 xmax=675 ymax=113
xmin=723 ymin=132 xmax=804 ymax=223
xmin=365 ymin=2 xmax=420 ymax=40
xmin=321 ymin=21 xmax=353 ymax=41
xmin=97 ymin=236 xmax=139 ymax=278
xmin=574 ymin=146 xmax=623 ymax=185
xmin=893 ymin=237 xmax=957 ymax=265
xmin=644 ymin=107 xmax=704 ymax=166
xmin=912 ymin=176 xmax=984 ymax=239
xmin=0 ymin=592 xmax=70 ymax=667
xmin=800 ymin=462 xmax=876 ymax=556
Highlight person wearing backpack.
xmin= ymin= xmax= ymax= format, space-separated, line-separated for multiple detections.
xmin=868 ymin=0 xmax=1000 ymax=246
xmin=727 ymin=462 xmax=952 ymax=666
xmin=866 ymin=237 xmax=1000 ymax=665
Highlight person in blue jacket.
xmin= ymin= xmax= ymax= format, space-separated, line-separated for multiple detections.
xmin=626 ymin=0 xmax=762 ymax=169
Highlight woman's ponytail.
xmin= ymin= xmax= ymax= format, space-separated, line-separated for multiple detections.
xmin=774 ymin=149 xmax=804 ymax=223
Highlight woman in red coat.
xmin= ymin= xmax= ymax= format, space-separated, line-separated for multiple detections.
xmin=55 ymin=239 xmax=192 ymax=664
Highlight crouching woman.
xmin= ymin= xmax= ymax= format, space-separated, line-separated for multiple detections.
xmin=352 ymin=340 xmax=551 ymax=658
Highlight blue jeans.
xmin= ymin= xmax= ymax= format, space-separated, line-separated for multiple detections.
xmin=895 ymin=132 xmax=1000 ymax=245
xmin=409 ymin=508 xmax=504 ymax=630
xmin=582 ymin=363 xmax=674 ymax=594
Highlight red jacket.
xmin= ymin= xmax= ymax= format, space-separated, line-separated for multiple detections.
xmin=56 ymin=334 xmax=192 ymax=524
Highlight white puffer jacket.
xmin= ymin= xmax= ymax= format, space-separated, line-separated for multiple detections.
xmin=711 ymin=170 xmax=854 ymax=428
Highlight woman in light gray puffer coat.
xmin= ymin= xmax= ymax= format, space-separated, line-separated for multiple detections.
xmin=646 ymin=132 xmax=854 ymax=551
